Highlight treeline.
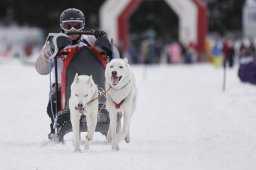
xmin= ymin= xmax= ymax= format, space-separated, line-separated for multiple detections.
xmin=0 ymin=0 xmax=105 ymax=32
xmin=0 ymin=0 xmax=246 ymax=35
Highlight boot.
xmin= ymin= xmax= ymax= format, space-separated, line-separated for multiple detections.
xmin=48 ymin=123 xmax=55 ymax=140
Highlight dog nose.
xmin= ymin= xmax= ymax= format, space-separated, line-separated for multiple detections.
xmin=78 ymin=103 xmax=83 ymax=108
xmin=112 ymin=71 xmax=117 ymax=76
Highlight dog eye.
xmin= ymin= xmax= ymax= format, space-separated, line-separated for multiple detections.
xmin=83 ymin=94 xmax=88 ymax=98
xmin=110 ymin=65 xmax=113 ymax=68
xmin=119 ymin=66 xmax=123 ymax=69
xmin=75 ymin=94 xmax=78 ymax=97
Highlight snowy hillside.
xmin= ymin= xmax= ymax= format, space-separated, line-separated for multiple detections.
xmin=0 ymin=59 xmax=255 ymax=170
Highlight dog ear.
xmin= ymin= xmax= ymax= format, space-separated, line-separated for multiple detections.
xmin=106 ymin=62 xmax=110 ymax=68
xmin=89 ymin=75 xmax=94 ymax=87
xmin=123 ymin=58 xmax=128 ymax=66
xmin=74 ymin=73 xmax=79 ymax=83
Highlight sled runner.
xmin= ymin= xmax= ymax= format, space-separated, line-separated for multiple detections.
xmin=46 ymin=32 xmax=121 ymax=143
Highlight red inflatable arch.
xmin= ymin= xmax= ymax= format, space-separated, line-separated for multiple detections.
xmin=100 ymin=0 xmax=207 ymax=53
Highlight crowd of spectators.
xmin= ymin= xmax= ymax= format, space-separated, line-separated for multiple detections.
xmin=123 ymin=36 xmax=256 ymax=67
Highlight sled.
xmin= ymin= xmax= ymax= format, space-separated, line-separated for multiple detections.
xmin=46 ymin=32 xmax=121 ymax=143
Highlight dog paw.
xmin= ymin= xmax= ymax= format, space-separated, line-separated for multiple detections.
xmin=112 ymin=144 xmax=119 ymax=151
xmin=74 ymin=148 xmax=81 ymax=153
xmin=125 ymin=136 xmax=130 ymax=143
xmin=85 ymin=135 xmax=93 ymax=141
xmin=84 ymin=140 xmax=90 ymax=150
xmin=111 ymin=140 xmax=119 ymax=151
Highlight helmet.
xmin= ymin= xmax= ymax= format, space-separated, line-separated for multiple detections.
xmin=59 ymin=8 xmax=85 ymax=31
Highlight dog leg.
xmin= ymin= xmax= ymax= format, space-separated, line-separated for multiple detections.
xmin=106 ymin=126 xmax=111 ymax=142
xmin=118 ymin=112 xmax=131 ymax=142
xmin=84 ymin=113 xmax=97 ymax=150
xmin=125 ymin=130 xmax=130 ymax=143
xmin=71 ymin=115 xmax=81 ymax=152
xmin=109 ymin=112 xmax=119 ymax=150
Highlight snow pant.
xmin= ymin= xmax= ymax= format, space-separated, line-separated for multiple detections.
xmin=224 ymin=55 xmax=234 ymax=68
xmin=47 ymin=87 xmax=61 ymax=133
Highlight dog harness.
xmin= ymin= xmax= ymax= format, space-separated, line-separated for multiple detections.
xmin=114 ymin=99 xmax=125 ymax=109
xmin=109 ymin=81 xmax=131 ymax=109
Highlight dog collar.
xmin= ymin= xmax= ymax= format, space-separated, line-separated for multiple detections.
xmin=114 ymin=99 xmax=125 ymax=109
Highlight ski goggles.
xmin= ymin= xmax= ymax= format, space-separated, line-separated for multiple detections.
xmin=60 ymin=20 xmax=84 ymax=31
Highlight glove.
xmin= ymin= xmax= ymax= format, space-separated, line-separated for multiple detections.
xmin=40 ymin=41 xmax=52 ymax=59
xmin=95 ymin=37 xmax=112 ymax=59
xmin=93 ymin=29 xmax=108 ymax=39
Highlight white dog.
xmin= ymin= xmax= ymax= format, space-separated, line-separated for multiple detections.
xmin=105 ymin=58 xmax=137 ymax=150
xmin=69 ymin=73 xmax=98 ymax=152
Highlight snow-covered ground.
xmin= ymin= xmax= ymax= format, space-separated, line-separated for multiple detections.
xmin=0 ymin=58 xmax=256 ymax=170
